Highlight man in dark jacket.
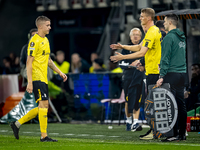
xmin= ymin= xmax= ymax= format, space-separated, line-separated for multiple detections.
xmin=157 ymin=13 xmax=187 ymax=142
xmin=119 ymin=28 xmax=144 ymax=131
xmin=20 ymin=29 xmax=38 ymax=68
xmin=20 ymin=28 xmax=38 ymax=87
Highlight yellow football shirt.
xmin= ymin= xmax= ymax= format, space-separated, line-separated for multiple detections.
xmin=111 ymin=67 xmax=123 ymax=73
xmin=142 ymin=25 xmax=162 ymax=75
xmin=53 ymin=61 xmax=70 ymax=74
xmin=27 ymin=34 xmax=50 ymax=84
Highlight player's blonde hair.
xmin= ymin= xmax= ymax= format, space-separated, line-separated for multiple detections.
xmin=35 ymin=16 xmax=50 ymax=27
xmin=141 ymin=8 xmax=155 ymax=21
xmin=129 ymin=28 xmax=142 ymax=37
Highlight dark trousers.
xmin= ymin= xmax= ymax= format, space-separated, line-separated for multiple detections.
xmin=164 ymin=72 xmax=187 ymax=136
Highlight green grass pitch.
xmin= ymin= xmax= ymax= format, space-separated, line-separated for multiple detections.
xmin=0 ymin=123 xmax=200 ymax=150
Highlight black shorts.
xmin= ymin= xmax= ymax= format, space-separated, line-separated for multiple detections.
xmin=33 ymin=81 xmax=49 ymax=103
xmin=123 ymin=69 xmax=144 ymax=112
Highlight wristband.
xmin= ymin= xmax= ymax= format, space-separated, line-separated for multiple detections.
xmin=159 ymin=75 xmax=164 ymax=79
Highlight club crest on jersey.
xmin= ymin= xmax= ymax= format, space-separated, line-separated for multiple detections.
xmin=30 ymin=42 xmax=35 ymax=47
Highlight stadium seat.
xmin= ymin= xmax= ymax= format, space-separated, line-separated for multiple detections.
xmin=117 ymin=95 xmax=125 ymax=125
xmin=111 ymin=90 xmax=125 ymax=126
xmin=100 ymin=98 xmax=111 ymax=124
xmin=83 ymin=0 xmax=95 ymax=8
xmin=101 ymin=90 xmax=125 ymax=125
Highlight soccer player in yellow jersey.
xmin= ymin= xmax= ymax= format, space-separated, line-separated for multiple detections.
xmin=10 ymin=16 xmax=67 ymax=142
xmin=110 ymin=8 xmax=162 ymax=140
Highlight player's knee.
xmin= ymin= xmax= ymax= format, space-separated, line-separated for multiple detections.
xmin=38 ymin=100 xmax=49 ymax=108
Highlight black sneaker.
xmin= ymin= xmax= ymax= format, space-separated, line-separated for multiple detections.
xmin=139 ymin=129 xmax=152 ymax=138
xmin=126 ymin=123 xmax=131 ymax=131
xmin=10 ymin=122 xmax=19 ymax=140
xmin=136 ymin=125 xmax=143 ymax=131
xmin=40 ymin=136 xmax=58 ymax=142
xmin=131 ymin=123 xmax=140 ymax=132
xmin=161 ymin=136 xmax=178 ymax=142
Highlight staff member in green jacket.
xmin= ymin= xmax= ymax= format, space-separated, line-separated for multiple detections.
xmin=156 ymin=13 xmax=187 ymax=142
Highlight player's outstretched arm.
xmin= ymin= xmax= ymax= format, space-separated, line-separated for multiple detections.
xmin=48 ymin=58 xmax=67 ymax=82
xmin=110 ymin=42 xmax=142 ymax=52
xmin=110 ymin=46 xmax=148 ymax=63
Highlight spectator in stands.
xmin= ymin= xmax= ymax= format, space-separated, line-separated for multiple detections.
xmin=7 ymin=52 xmax=20 ymax=74
xmin=92 ymin=58 xmax=106 ymax=73
xmin=109 ymin=60 xmax=123 ymax=73
xmin=54 ymin=50 xmax=70 ymax=74
xmin=185 ymin=63 xmax=200 ymax=111
xmin=2 ymin=57 xmax=15 ymax=74
xmin=71 ymin=53 xmax=90 ymax=73
xmin=89 ymin=53 xmax=99 ymax=73
xmin=191 ymin=63 xmax=200 ymax=78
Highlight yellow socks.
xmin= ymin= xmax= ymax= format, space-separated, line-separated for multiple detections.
xmin=18 ymin=107 xmax=39 ymax=125
xmin=17 ymin=107 xmax=48 ymax=134
xmin=39 ymin=108 xmax=48 ymax=133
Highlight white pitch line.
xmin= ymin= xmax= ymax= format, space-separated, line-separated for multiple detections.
xmin=49 ymin=133 xmax=59 ymax=135
xmin=92 ymin=135 xmax=105 ymax=137
xmin=77 ymin=134 xmax=90 ymax=136
xmin=63 ymin=134 xmax=75 ymax=136
xmin=108 ymin=136 xmax=120 ymax=138
xmin=23 ymin=132 xmax=34 ymax=134
xmin=0 ymin=130 xmax=8 ymax=132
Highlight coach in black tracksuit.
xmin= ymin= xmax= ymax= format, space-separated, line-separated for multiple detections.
xmin=157 ymin=14 xmax=187 ymax=142
xmin=119 ymin=28 xmax=144 ymax=131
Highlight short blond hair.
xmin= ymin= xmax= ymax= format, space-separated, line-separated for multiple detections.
xmin=141 ymin=8 xmax=155 ymax=21
xmin=35 ymin=16 xmax=50 ymax=27
xmin=129 ymin=28 xmax=142 ymax=37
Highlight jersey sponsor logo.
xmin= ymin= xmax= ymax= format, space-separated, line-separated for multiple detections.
xmin=145 ymin=42 xmax=149 ymax=47
xmin=30 ymin=42 xmax=35 ymax=47
xmin=42 ymin=50 xmax=45 ymax=55
xmin=29 ymin=48 xmax=35 ymax=50
xmin=30 ymin=50 xmax=33 ymax=56
xmin=145 ymin=39 xmax=151 ymax=42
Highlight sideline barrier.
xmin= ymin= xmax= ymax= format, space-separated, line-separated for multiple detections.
xmin=69 ymin=73 xmax=122 ymax=120
xmin=0 ymin=73 xmax=123 ymax=122
xmin=0 ymin=74 xmax=19 ymax=104
xmin=0 ymin=91 xmax=37 ymax=123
